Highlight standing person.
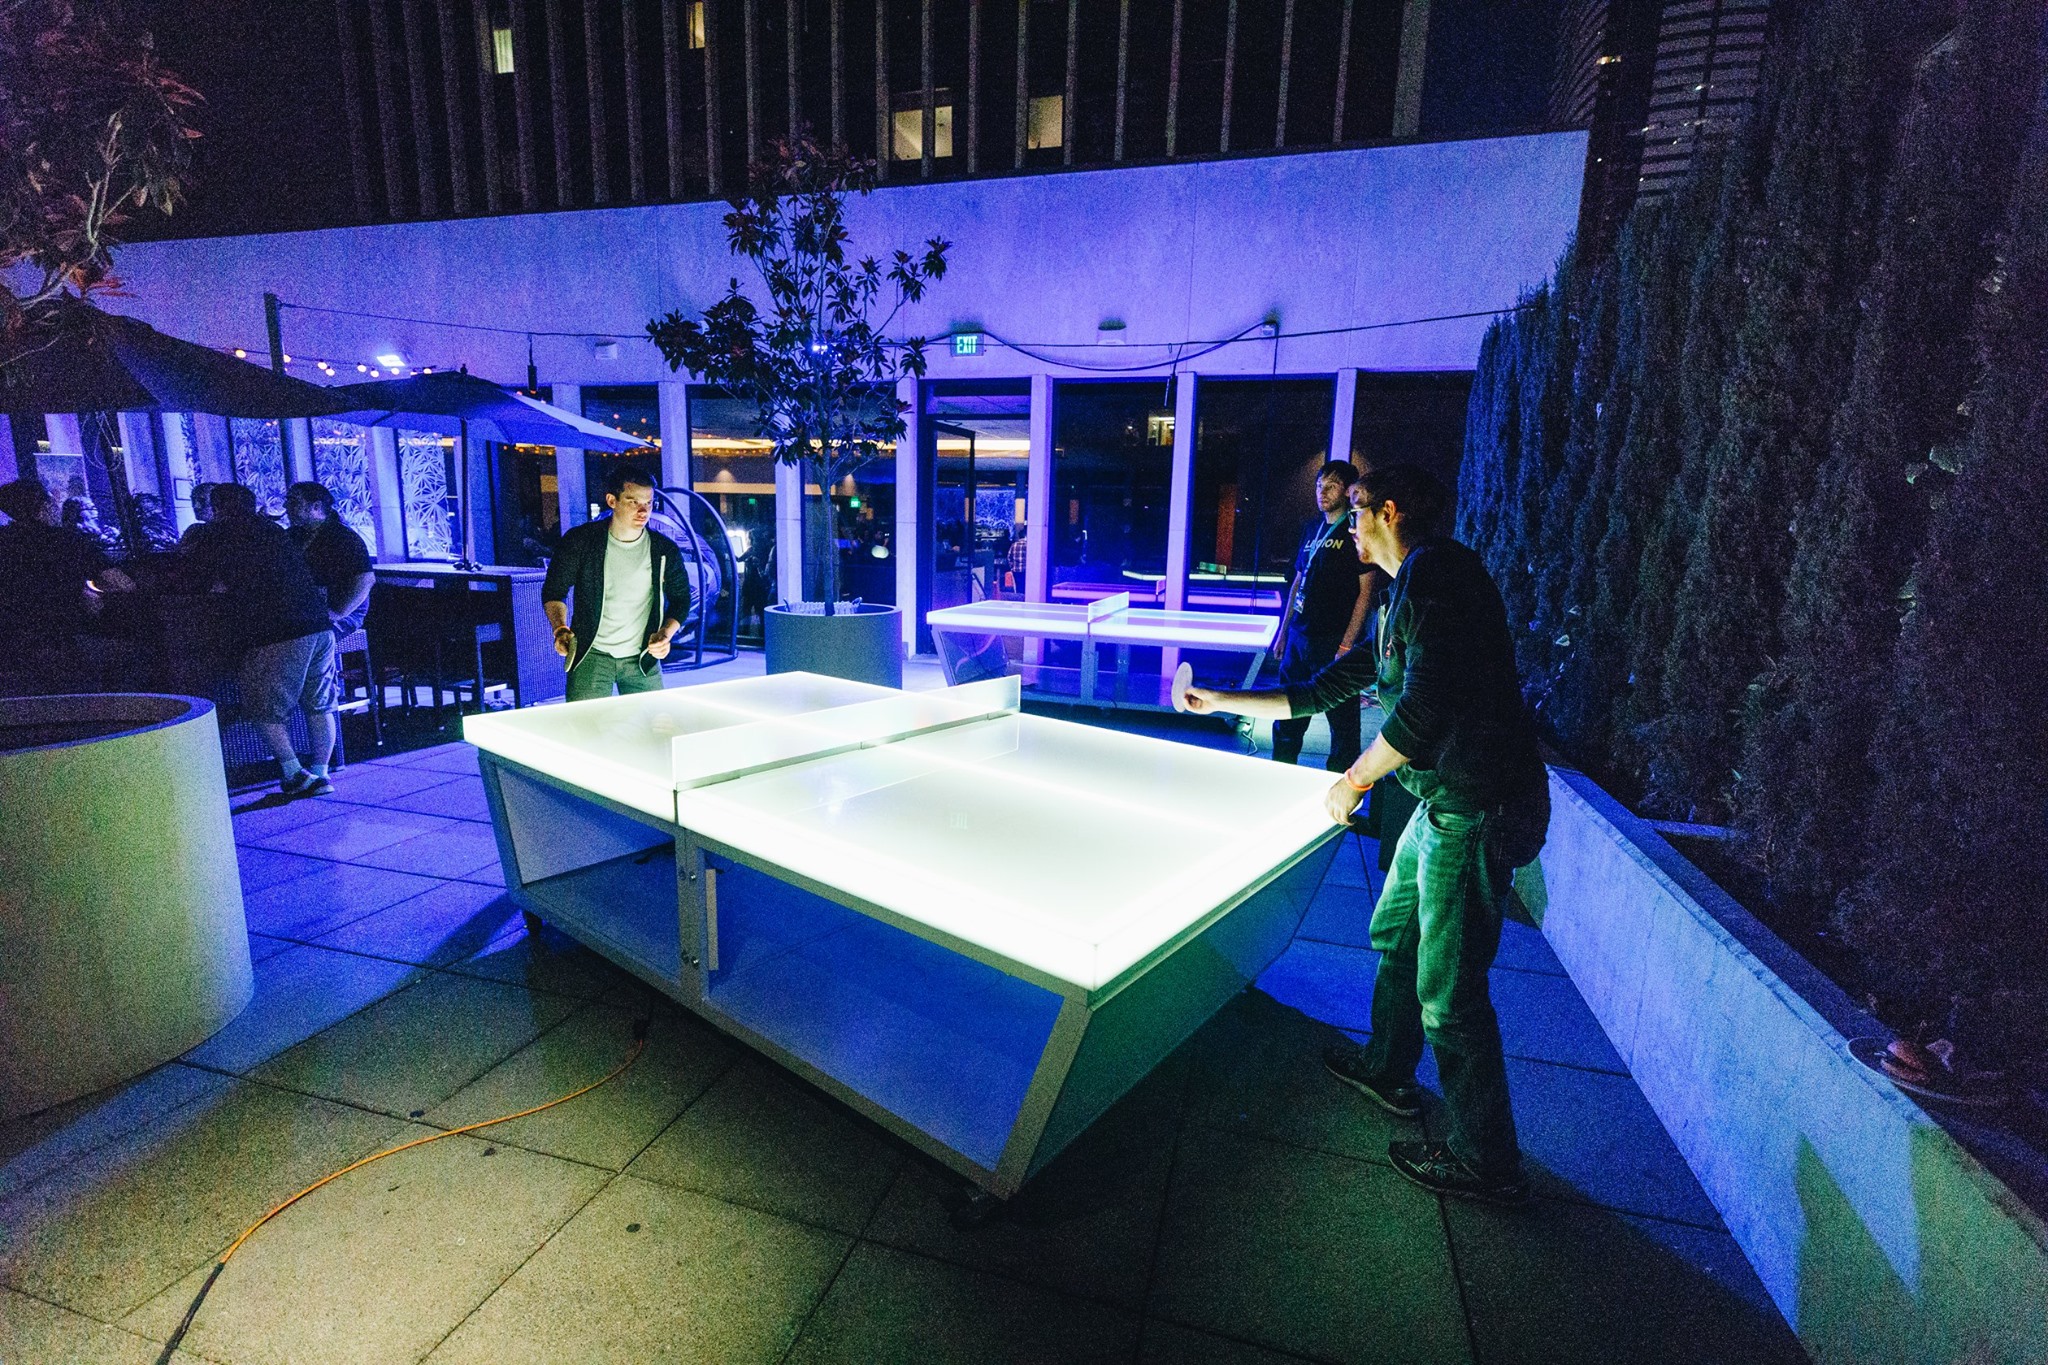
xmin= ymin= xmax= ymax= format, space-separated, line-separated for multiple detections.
xmin=1179 ymin=463 xmax=1549 ymax=1204
xmin=184 ymin=483 xmax=342 ymax=796
xmin=1269 ymin=460 xmax=1374 ymax=770
xmin=542 ymin=465 xmax=692 ymax=703
xmin=285 ymin=482 xmax=374 ymax=638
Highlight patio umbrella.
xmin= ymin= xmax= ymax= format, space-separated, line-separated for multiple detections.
xmin=327 ymin=370 xmax=648 ymax=568
xmin=0 ymin=301 xmax=349 ymax=417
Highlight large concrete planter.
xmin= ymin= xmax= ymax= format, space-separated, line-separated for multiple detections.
xmin=0 ymin=694 xmax=251 ymax=1118
xmin=1531 ymin=766 xmax=2048 ymax=1364
xmin=764 ymin=602 xmax=904 ymax=688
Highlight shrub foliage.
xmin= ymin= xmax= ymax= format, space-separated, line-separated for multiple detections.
xmin=1458 ymin=0 xmax=2048 ymax=1075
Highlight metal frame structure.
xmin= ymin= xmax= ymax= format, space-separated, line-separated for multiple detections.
xmin=650 ymin=483 xmax=742 ymax=670
xmin=469 ymin=675 xmax=1339 ymax=1198
xmin=927 ymin=594 xmax=1275 ymax=710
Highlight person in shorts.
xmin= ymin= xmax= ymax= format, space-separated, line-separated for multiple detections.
xmin=184 ymin=483 xmax=341 ymax=795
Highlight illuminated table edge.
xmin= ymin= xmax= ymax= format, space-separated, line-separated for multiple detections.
xmin=926 ymin=604 xmax=1276 ymax=706
xmin=471 ymin=743 xmax=1342 ymax=1197
xmin=469 ymin=740 xmax=1341 ymax=1000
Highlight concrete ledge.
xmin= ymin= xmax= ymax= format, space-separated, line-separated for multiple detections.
xmin=1534 ymin=767 xmax=2048 ymax=1365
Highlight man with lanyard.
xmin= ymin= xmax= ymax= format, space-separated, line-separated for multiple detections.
xmin=286 ymin=482 xmax=374 ymax=640
xmin=543 ymin=464 xmax=693 ymax=702
xmin=1269 ymin=460 xmax=1373 ymax=771
xmin=1179 ymin=462 xmax=1549 ymax=1204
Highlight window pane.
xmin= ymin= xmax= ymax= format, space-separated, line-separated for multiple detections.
xmin=398 ymin=431 xmax=457 ymax=561
xmin=1188 ymin=377 xmax=1337 ymax=612
xmin=229 ymin=418 xmax=288 ymax=517
xmin=1049 ymin=381 xmax=1172 ymax=602
xmin=309 ymin=420 xmax=378 ymax=549
xmin=1027 ymin=94 xmax=1064 ymax=150
xmin=579 ymin=384 xmax=663 ymax=522
xmin=690 ymin=387 xmax=776 ymax=642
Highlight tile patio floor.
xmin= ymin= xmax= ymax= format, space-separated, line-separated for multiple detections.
xmin=1 ymin=665 xmax=1808 ymax=1364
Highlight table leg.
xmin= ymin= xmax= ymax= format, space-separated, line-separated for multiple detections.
xmin=1240 ymin=649 xmax=1267 ymax=689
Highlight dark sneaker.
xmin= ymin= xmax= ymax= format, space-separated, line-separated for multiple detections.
xmin=1388 ymin=1140 xmax=1528 ymax=1205
xmin=1322 ymin=1045 xmax=1424 ymax=1118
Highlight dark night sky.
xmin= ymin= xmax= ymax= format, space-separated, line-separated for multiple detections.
xmin=132 ymin=1 xmax=356 ymax=239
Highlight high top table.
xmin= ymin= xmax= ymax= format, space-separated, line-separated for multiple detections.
xmin=464 ymin=673 xmax=1339 ymax=1201
xmin=373 ymin=562 xmax=561 ymax=709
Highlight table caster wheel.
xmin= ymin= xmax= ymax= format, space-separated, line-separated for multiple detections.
xmin=521 ymin=910 xmax=545 ymax=938
xmin=946 ymin=1188 xmax=1007 ymax=1230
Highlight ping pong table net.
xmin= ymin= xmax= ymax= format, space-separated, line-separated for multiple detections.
xmin=668 ymin=675 xmax=1022 ymax=789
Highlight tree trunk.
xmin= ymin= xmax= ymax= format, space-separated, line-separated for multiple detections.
xmin=803 ymin=453 xmax=839 ymax=612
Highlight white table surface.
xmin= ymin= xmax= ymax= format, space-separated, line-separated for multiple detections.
xmin=467 ymin=672 xmax=1336 ymax=991
xmin=927 ymin=599 xmax=1277 ymax=652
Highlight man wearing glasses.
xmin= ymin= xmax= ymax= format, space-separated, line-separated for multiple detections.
xmin=1179 ymin=463 xmax=1549 ymax=1205
xmin=543 ymin=465 xmax=693 ymax=702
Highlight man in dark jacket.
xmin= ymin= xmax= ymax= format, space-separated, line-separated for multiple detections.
xmin=1179 ymin=462 xmax=1548 ymax=1205
xmin=542 ymin=465 xmax=692 ymax=702
xmin=183 ymin=482 xmax=343 ymax=795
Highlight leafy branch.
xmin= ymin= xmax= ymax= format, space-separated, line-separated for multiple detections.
xmin=0 ymin=0 xmax=200 ymax=339
xmin=647 ymin=128 xmax=948 ymax=606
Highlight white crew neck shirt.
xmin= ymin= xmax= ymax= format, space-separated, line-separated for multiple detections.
xmin=593 ymin=527 xmax=655 ymax=658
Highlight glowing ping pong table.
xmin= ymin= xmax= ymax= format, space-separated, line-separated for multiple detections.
xmin=927 ymin=593 xmax=1278 ymax=710
xmin=465 ymin=672 xmax=1339 ymax=1198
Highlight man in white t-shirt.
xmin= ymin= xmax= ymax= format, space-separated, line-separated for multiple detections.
xmin=541 ymin=465 xmax=693 ymax=703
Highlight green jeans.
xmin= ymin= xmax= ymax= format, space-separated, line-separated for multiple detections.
xmin=1357 ymin=801 xmax=1522 ymax=1179
xmin=565 ymin=650 xmax=664 ymax=702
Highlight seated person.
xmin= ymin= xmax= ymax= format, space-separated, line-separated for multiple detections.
xmin=184 ymin=483 xmax=342 ymax=796
xmin=285 ymin=481 xmax=374 ymax=638
xmin=179 ymin=482 xmax=217 ymax=545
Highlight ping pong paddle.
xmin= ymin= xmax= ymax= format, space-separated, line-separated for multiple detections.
xmin=1170 ymin=661 xmax=1194 ymax=713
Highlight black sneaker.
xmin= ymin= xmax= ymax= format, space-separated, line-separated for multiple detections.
xmin=1388 ymin=1140 xmax=1528 ymax=1205
xmin=1322 ymin=1045 xmax=1424 ymax=1118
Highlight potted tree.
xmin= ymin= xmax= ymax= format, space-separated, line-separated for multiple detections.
xmin=648 ymin=130 xmax=948 ymax=687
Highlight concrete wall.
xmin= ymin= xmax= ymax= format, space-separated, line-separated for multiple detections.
xmin=1533 ymin=767 xmax=2048 ymax=1364
xmin=102 ymin=132 xmax=1586 ymax=387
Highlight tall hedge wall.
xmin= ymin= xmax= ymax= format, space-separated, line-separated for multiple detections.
xmin=1459 ymin=0 xmax=2048 ymax=1073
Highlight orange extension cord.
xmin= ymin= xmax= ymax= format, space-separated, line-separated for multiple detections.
xmin=155 ymin=1020 xmax=649 ymax=1365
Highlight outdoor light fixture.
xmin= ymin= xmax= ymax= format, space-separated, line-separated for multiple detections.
xmin=592 ymin=339 xmax=621 ymax=360
xmin=1098 ymin=319 xmax=1127 ymax=345
xmin=232 ymin=348 xmax=247 ymax=358
xmin=357 ymin=363 xmax=368 ymax=372
xmin=376 ymin=353 xmax=405 ymax=369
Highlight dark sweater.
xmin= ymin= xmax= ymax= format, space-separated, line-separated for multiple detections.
xmin=182 ymin=514 xmax=332 ymax=650
xmin=541 ymin=517 xmax=692 ymax=662
xmin=1287 ymin=538 xmax=1546 ymax=820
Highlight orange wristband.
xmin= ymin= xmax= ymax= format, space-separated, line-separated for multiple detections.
xmin=1341 ymin=771 xmax=1372 ymax=793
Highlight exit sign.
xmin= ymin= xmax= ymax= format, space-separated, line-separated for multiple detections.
xmin=952 ymin=331 xmax=982 ymax=357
